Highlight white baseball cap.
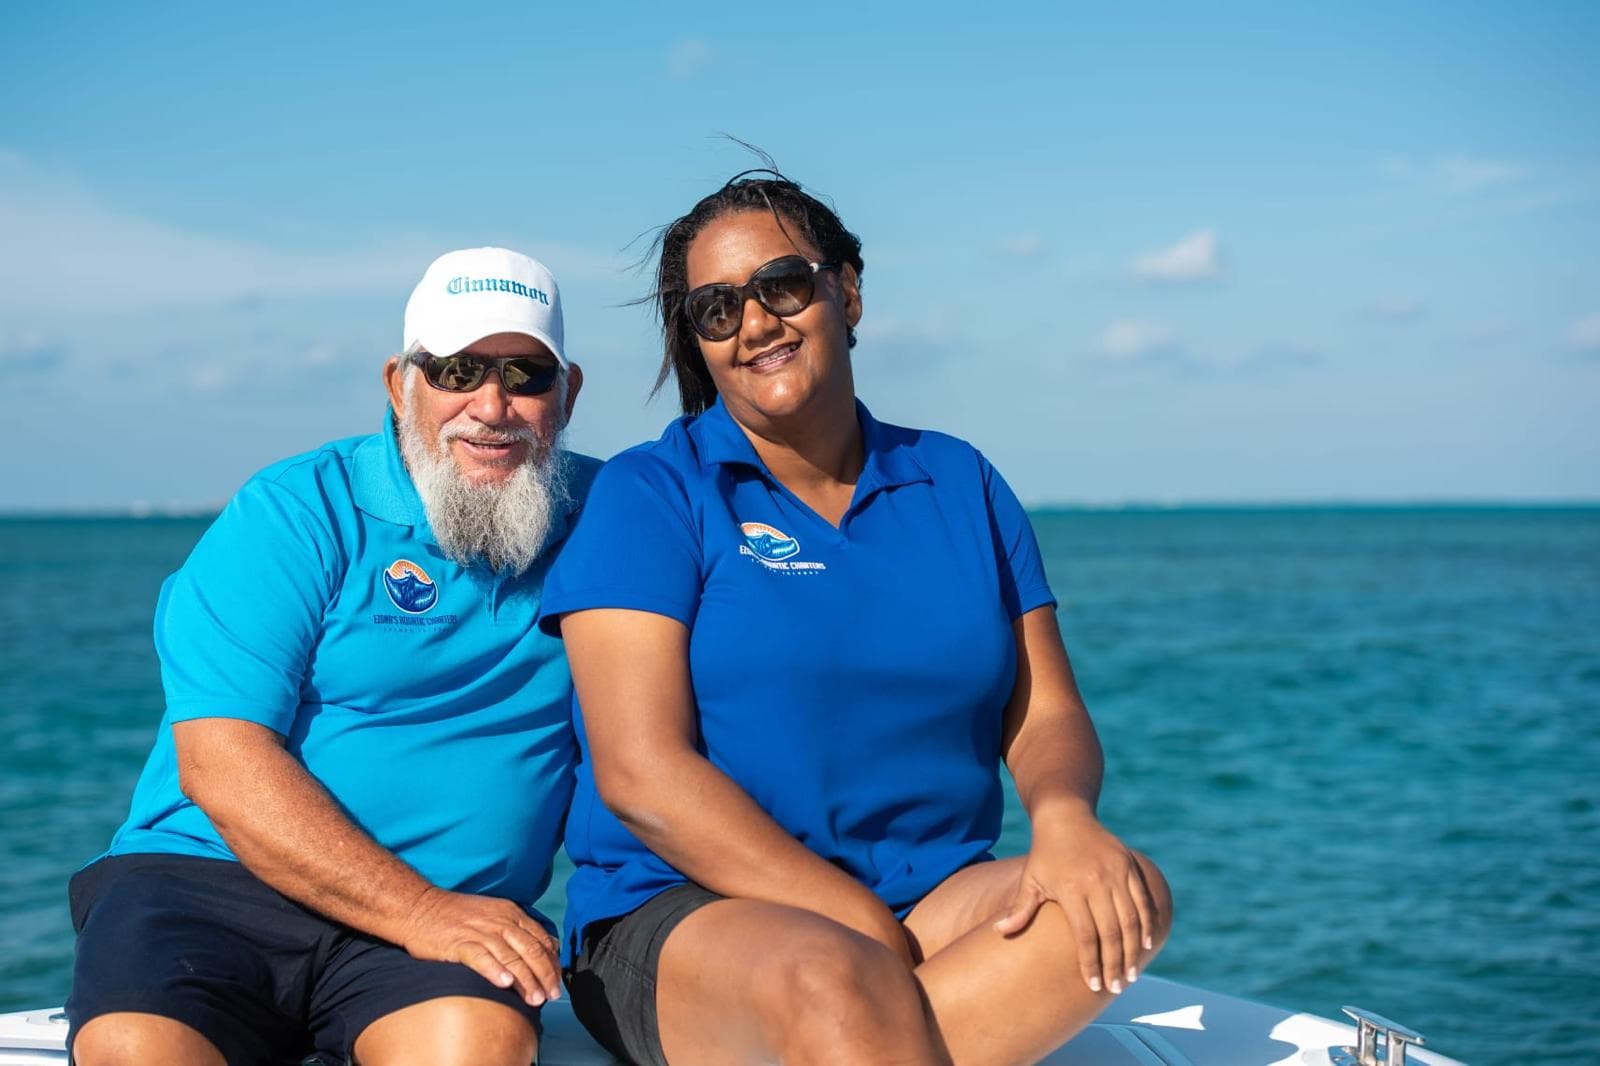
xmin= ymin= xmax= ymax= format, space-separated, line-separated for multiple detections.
xmin=402 ymin=247 xmax=567 ymax=367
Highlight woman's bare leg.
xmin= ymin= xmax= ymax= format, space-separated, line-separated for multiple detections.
xmin=656 ymin=898 xmax=943 ymax=1066
xmin=906 ymin=853 xmax=1172 ymax=1066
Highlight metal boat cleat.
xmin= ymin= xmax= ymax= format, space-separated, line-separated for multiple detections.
xmin=1328 ymin=1006 xmax=1426 ymax=1066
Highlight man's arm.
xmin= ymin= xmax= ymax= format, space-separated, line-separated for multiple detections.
xmin=174 ymin=717 xmax=562 ymax=1005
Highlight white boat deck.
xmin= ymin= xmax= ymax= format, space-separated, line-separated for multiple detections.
xmin=0 ymin=975 xmax=1465 ymax=1065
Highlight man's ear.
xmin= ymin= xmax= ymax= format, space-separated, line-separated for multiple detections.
xmin=383 ymin=356 xmax=406 ymax=413
xmin=561 ymin=363 xmax=584 ymax=427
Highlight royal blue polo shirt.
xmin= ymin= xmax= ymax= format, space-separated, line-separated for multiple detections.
xmin=537 ymin=397 xmax=1056 ymax=959
xmin=103 ymin=411 xmax=599 ymax=926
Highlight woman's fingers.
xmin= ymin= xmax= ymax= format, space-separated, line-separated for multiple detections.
xmin=1110 ymin=883 xmax=1142 ymax=986
xmin=1059 ymin=893 xmax=1105 ymax=993
xmin=1001 ymin=849 xmax=1159 ymax=996
xmin=992 ymin=881 xmax=1045 ymax=936
xmin=1083 ymin=887 xmax=1125 ymax=993
xmin=1127 ymin=863 xmax=1157 ymax=953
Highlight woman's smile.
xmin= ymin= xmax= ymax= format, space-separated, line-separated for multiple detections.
xmin=739 ymin=341 xmax=800 ymax=373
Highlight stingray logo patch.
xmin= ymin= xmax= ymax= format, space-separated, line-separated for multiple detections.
xmin=740 ymin=522 xmax=801 ymax=562
xmin=381 ymin=558 xmax=439 ymax=614
xmin=737 ymin=521 xmax=826 ymax=575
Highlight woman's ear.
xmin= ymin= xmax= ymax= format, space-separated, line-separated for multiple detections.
xmin=838 ymin=263 xmax=863 ymax=328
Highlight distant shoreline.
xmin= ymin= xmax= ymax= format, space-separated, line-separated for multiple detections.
xmin=3 ymin=500 xmax=1598 ymax=521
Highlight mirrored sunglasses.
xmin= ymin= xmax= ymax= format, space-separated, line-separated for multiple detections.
xmin=684 ymin=255 xmax=838 ymax=342
xmin=410 ymin=351 xmax=562 ymax=396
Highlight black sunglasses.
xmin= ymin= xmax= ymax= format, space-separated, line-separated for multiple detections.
xmin=409 ymin=350 xmax=562 ymax=396
xmin=683 ymin=255 xmax=839 ymax=342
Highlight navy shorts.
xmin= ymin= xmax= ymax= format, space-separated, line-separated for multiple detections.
xmin=66 ymin=853 xmax=541 ymax=1065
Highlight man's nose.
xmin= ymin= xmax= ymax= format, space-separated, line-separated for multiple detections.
xmin=465 ymin=371 xmax=513 ymax=422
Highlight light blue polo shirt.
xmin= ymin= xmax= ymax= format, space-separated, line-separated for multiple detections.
xmin=538 ymin=397 xmax=1056 ymax=959
xmin=104 ymin=411 xmax=599 ymax=925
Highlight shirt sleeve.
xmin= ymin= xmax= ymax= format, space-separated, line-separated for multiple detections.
xmin=979 ymin=453 xmax=1057 ymax=620
xmin=154 ymin=476 xmax=339 ymax=734
xmin=538 ymin=450 xmax=704 ymax=635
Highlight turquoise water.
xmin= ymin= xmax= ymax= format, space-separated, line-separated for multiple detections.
xmin=2 ymin=509 xmax=1596 ymax=1064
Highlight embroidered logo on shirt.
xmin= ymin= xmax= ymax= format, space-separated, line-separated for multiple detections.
xmin=740 ymin=522 xmax=801 ymax=561
xmin=738 ymin=522 xmax=827 ymax=574
xmin=381 ymin=558 xmax=439 ymax=614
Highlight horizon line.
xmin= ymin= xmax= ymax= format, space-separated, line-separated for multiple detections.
xmin=3 ymin=497 xmax=1599 ymax=521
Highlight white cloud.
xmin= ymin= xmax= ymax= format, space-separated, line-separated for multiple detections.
xmin=668 ymin=39 xmax=713 ymax=80
xmin=1130 ymin=229 xmax=1223 ymax=282
xmin=1241 ymin=342 xmax=1321 ymax=369
xmin=1438 ymin=155 xmax=1532 ymax=192
xmin=0 ymin=153 xmax=417 ymax=312
xmin=1094 ymin=319 xmax=1175 ymax=359
xmin=857 ymin=316 xmax=950 ymax=343
xmin=0 ymin=151 xmax=626 ymax=315
xmin=997 ymin=234 xmax=1044 ymax=258
xmin=1567 ymin=312 xmax=1600 ymax=352
xmin=1379 ymin=153 xmax=1532 ymax=193
xmin=856 ymin=314 xmax=960 ymax=366
xmin=1377 ymin=155 xmax=1417 ymax=181
xmin=1366 ymin=296 xmax=1425 ymax=323
xmin=1460 ymin=318 xmax=1516 ymax=346
xmin=188 ymin=365 xmax=229 ymax=394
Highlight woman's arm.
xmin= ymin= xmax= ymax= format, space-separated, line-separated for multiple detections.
xmin=994 ymin=606 xmax=1163 ymax=994
xmin=561 ymin=607 xmax=915 ymax=964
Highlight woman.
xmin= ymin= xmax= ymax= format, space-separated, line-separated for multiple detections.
xmin=538 ymin=171 xmax=1172 ymax=1066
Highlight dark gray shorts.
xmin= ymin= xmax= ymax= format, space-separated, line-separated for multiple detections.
xmin=67 ymin=853 xmax=541 ymax=1065
xmin=564 ymin=882 xmax=723 ymax=1066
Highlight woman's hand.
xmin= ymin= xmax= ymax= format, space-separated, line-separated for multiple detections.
xmin=992 ymin=803 xmax=1158 ymax=995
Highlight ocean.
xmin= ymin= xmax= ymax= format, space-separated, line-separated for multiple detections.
xmin=1 ymin=509 xmax=1596 ymax=1064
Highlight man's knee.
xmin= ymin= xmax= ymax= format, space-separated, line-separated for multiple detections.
xmin=353 ymin=996 xmax=538 ymax=1066
xmin=73 ymin=1013 xmax=225 ymax=1066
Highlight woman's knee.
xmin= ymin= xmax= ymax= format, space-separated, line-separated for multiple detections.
xmin=751 ymin=928 xmax=924 ymax=1037
xmin=1133 ymin=851 xmax=1175 ymax=952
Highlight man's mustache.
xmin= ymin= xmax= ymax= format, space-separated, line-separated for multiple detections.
xmin=439 ymin=422 xmax=539 ymax=447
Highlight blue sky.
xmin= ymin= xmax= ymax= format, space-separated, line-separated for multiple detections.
xmin=2 ymin=3 xmax=1597 ymax=509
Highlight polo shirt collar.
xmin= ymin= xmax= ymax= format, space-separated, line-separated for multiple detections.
xmin=352 ymin=407 xmax=430 ymax=531
xmin=857 ymin=401 xmax=933 ymax=495
xmin=692 ymin=396 xmax=931 ymax=494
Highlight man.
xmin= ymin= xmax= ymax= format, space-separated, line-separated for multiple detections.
xmin=66 ymin=247 xmax=596 ymax=1066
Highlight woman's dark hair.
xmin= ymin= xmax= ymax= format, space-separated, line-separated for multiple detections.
xmin=649 ymin=166 xmax=864 ymax=416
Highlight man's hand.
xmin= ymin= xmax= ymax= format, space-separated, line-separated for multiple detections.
xmin=176 ymin=718 xmax=564 ymax=1005
xmin=397 ymin=886 xmax=563 ymax=1006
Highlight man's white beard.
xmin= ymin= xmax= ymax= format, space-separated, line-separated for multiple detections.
xmin=398 ymin=374 xmax=571 ymax=576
